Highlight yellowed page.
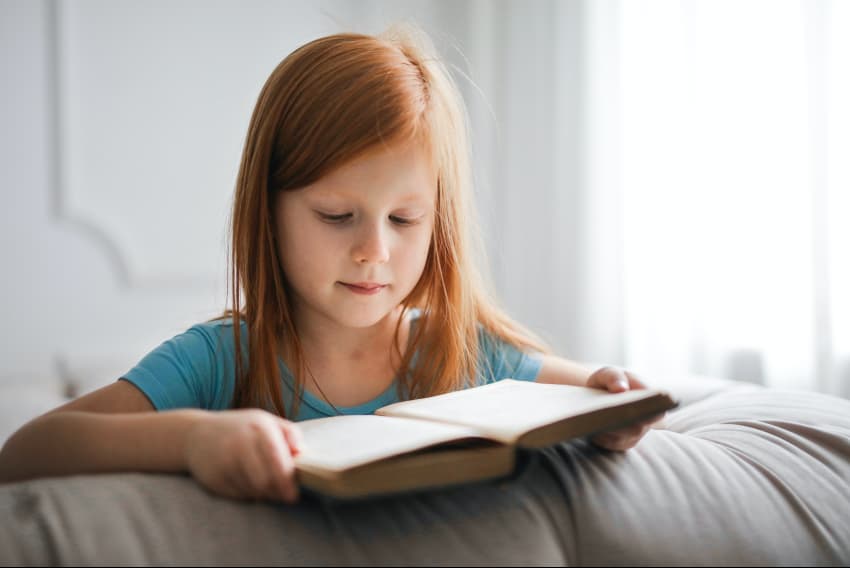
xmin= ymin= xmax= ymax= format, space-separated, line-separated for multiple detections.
xmin=376 ymin=379 xmax=667 ymax=444
xmin=293 ymin=415 xmax=483 ymax=473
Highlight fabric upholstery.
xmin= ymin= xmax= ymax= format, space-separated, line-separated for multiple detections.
xmin=1 ymin=384 xmax=848 ymax=566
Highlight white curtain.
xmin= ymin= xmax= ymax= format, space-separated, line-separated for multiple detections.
xmin=581 ymin=0 xmax=850 ymax=396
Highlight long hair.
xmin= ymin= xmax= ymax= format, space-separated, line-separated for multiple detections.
xmin=225 ymin=24 xmax=549 ymax=417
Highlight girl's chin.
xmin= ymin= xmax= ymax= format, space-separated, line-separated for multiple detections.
xmin=295 ymin=289 xmax=408 ymax=328
xmin=334 ymin=304 xmax=401 ymax=328
xmin=338 ymin=313 xmax=394 ymax=329
xmin=289 ymin=296 xmax=395 ymax=329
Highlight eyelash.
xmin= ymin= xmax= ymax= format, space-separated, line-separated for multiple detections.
xmin=318 ymin=213 xmax=416 ymax=226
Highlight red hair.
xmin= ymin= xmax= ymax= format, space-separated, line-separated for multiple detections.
xmin=224 ymin=25 xmax=548 ymax=417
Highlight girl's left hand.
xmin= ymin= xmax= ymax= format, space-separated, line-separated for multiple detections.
xmin=585 ymin=366 xmax=664 ymax=452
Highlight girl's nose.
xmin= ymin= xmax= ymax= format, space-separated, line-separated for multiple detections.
xmin=352 ymin=222 xmax=390 ymax=265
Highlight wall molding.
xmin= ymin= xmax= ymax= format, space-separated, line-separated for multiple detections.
xmin=44 ymin=0 xmax=224 ymax=291
xmin=45 ymin=0 xmax=134 ymax=288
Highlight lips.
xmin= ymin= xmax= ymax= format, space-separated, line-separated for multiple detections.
xmin=347 ymin=282 xmax=384 ymax=290
xmin=339 ymin=282 xmax=387 ymax=295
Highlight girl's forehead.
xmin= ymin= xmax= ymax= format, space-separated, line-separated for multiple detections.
xmin=301 ymin=144 xmax=437 ymax=204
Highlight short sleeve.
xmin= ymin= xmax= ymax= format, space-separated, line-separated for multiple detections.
xmin=476 ymin=327 xmax=544 ymax=385
xmin=120 ymin=325 xmax=222 ymax=411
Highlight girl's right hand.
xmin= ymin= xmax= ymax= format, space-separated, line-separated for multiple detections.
xmin=184 ymin=409 xmax=304 ymax=503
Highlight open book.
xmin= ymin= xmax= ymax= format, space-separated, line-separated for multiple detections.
xmin=294 ymin=379 xmax=677 ymax=499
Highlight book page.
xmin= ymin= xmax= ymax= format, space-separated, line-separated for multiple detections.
xmin=377 ymin=379 xmax=669 ymax=444
xmin=293 ymin=415 xmax=484 ymax=473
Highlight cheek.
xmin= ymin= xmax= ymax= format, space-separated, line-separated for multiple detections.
xmin=278 ymin=222 xmax=335 ymax=284
xmin=396 ymin=227 xmax=432 ymax=275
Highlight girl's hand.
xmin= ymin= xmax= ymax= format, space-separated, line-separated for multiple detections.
xmin=585 ymin=366 xmax=664 ymax=452
xmin=184 ymin=409 xmax=304 ymax=503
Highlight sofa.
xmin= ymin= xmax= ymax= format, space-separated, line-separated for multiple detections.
xmin=1 ymin=375 xmax=848 ymax=566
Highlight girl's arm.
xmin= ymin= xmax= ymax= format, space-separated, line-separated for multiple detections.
xmin=535 ymin=354 xmax=644 ymax=392
xmin=0 ymin=380 xmax=183 ymax=481
xmin=0 ymin=381 xmax=304 ymax=503
xmin=535 ymin=355 xmax=662 ymax=451
xmin=534 ymin=355 xmax=595 ymax=386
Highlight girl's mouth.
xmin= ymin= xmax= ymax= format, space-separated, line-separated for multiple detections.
xmin=339 ymin=282 xmax=386 ymax=295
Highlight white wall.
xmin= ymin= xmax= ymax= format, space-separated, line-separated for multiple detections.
xmin=0 ymin=0 xmax=588 ymax=395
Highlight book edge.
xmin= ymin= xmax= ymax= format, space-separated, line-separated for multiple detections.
xmin=378 ymin=381 xmax=675 ymax=444
xmin=297 ymin=443 xmax=516 ymax=499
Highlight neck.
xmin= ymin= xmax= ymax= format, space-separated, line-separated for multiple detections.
xmin=284 ymin=305 xmax=411 ymax=408
xmin=290 ymin=305 xmax=408 ymax=369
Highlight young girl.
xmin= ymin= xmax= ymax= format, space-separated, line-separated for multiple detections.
xmin=0 ymin=24 xmax=660 ymax=503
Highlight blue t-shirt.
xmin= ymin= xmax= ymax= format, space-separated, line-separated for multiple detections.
xmin=121 ymin=311 xmax=543 ymax=421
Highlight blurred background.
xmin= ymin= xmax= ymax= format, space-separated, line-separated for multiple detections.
xmin=1 ymin=0 xmax=848 ymax=400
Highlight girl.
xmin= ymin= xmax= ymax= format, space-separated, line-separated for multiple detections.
xmin=0 ymin=24 xmax=660 ymax=503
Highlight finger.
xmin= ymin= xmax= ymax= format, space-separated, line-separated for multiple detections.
xmin=605 ymin=368 xmax=630 ymax=392
xmin=591 ymin=432 xmax=630 ymax=451
xmin=627 ymin=421 xmax=650 ymax=436
xmin=593 ymin=423 xmax=650 ymax=451
xmin=621 ymin=424 xmax=652 ymax=447
xmin=624 ymin=371 xmax=648 ymax=390
xmin=261 ymin=427 xmax=299 ymax=503
xmin=590 ymin=431 xmax=612 ymax=448
xmin=594 ymin=432 xmax=640 ymax=452
xmin=241 ymin=438 xmax=274 ymax=500
xmin=587 ymin=367 xmax=625 ymax=392
xmin=584 ymin=370 xmax=601 ymax=389
xmin=633 ymin=423 xmax=651 ymax=440
xmin=280 ymin=421 xmax=305 ymax=456
xmin=604 ymin=423 xmax=645 ymax=443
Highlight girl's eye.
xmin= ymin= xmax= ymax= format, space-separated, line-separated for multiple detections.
xmin=389 ymin=215 xmax=415 ymax=226
xmin=318 ymin=212 xmax=352 ymax=224
xmin=316 ymin=211 xmax=420 ymax=226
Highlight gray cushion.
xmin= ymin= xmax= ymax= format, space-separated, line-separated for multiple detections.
xmin=1 ymin=385 xmax=849 ymax=566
